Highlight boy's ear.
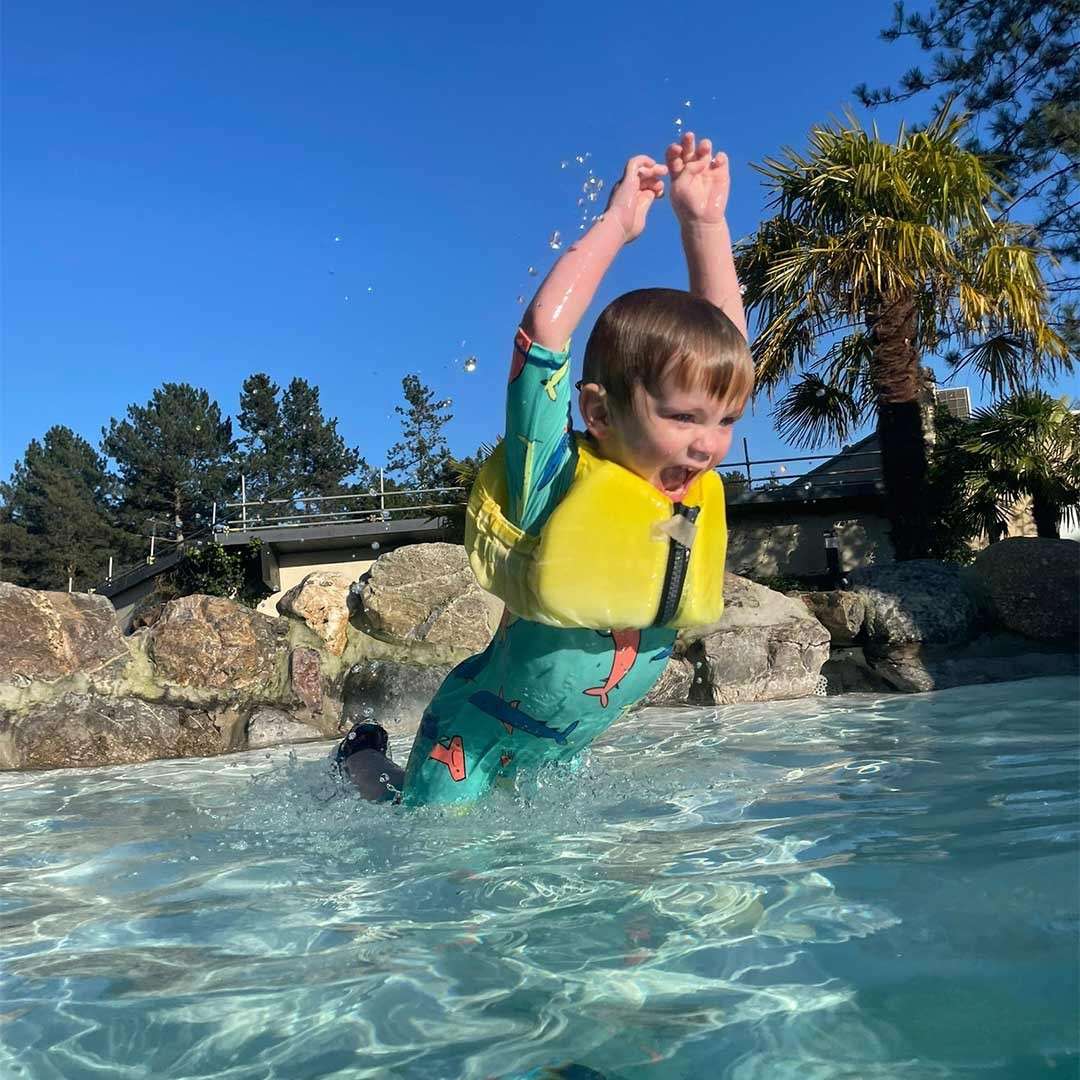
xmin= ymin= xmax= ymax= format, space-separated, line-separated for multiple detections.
xmin=578 ymin=382 xmax=613 ymax=439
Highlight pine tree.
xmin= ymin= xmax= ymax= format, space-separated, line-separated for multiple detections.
xmin=236 ymin=373 xmax=288 ymax=503
xmin=101 ymin=383 xmax=236 ymax=541
xmin=235 ymin=374 xmax=365 ymax=505
xmin=385 ymin=374 xmax=453 ymax=490
xmin=0 ymin=426 xmax=124 ymax=589
xmin=279 ymin=377 xmax=365 ymax=495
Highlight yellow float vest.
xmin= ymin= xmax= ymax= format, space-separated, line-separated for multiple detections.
xmin=465 ymin=435 xmax=727 ymax=630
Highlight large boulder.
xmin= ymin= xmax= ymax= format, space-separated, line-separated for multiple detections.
xmin=797 ymin=590 xmax=866 ymax=644
xmin=246 ymin=707 xmax=326 ymax=750
xmin=341 ymin=659 xmax=454 ymax=737
xmin=682 ymin=574 xmax=830 ymax=704
xmin=973 ymin=537 xmax=1079 ymax=642
xmin=276 ymin=571 xmax=353 ymax=656
xmin=144 ymin=594 xmax=290 ymax=697
xmin=849 ymin=560 xmax=980 ymax=645
xmin=356 ymin=543 xmax=502 ymax=653
xmin=0 ymin=584 xmax=128 ymax=687
xmin=0 ymin=693 xmax=245 ymax=770
xmin=641 ymin=656 xmax=695 ymax=706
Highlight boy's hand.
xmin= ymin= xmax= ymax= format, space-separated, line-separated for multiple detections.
xmin=667 ymin=133 xmax=730 ymax=229
xmin=604 ymin=155 xmax=668 ymax=243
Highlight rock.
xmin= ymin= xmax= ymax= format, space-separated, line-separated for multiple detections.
xmin=145 ymin=595 xmax=290 ymax=696
xmin=0 ymin=583 xmax=128 ymax=686
xmin=341 ymin=659 xmax=454 ymax=736
xmin=849 ymin=560 xmax=980 ymax=645
xmin=820 ymin=646 xmax=896 ymax=694
xmin=290 ymin=647 xmax=323 ymax=713
xmin=640 ymin=656 xmax=694 ymax=707
xmin=357 ymin=543 xmax=503 ymax=654
xmin=973 ymin=537 xmax=1079 ymax=642
xmin=797 ymin=590 xmax=866 ymax=644
xmin=865 ymin=636 xmax=1079 ymax=692
xmin=0 ymin=693 xmax=244 ymax=770
xmin=246 ymin=707 xmax=325 ymax=750
xmin=682 ymin=574 xmax=831 ymax=703
xmin=277 ymin=571 xmax=353 ymax=656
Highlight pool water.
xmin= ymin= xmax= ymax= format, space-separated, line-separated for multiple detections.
xmin=1 ymin=676 xmax=1077 ymax=1079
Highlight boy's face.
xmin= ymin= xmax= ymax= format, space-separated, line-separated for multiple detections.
xmin=582 ymin=369 xmax=743 ymax=502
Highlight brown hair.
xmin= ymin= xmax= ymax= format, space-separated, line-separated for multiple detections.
xmin=582 ymin=288 xmax=753 ymax=414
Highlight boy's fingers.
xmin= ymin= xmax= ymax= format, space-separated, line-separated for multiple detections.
xmin=697 ymin=138 xmax=713 ymax=160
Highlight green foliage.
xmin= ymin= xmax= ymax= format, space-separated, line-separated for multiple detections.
xmin=236 ymin=374 xmax=366 ymax=504
xmin=720 ymin=468 xmax=750 ymax=494
xmin=0 ymin=426 xmax=127 ymax=589
xmin=963 ymin=388 xmax=1080 ymax=537
xmin=174 ymin=539 xmax=267 ymax=604
xmin=385 ymin=375 xmax=454 ymax=491
xmin=101 ymin=383 xmax=236 ymax=540
xmin=856 ymin=0 xmax=1079 ymax=280
xmin=739 ymin=110 xmax=1068 ymax=424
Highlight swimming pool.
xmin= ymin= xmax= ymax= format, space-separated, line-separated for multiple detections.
xmin=1 ymin=676 xmax=1076 ymax=1079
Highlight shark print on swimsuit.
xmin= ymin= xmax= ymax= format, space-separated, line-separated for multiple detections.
xmin=428 ymin=735 xmax=467 ymax=782
xmin=583 ymin=629 xmax=641 ymax=708
xmin=468 ymin=689 xmax=580 ymax=744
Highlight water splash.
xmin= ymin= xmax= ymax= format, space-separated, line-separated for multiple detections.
xmin=463 ymin=356 xmax=478 ymax=373
xmin=549 ymin=230 xmax=562 ymax=251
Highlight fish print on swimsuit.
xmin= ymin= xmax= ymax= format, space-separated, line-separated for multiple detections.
xmin=583 ymin=629 xmax=641 ymax=708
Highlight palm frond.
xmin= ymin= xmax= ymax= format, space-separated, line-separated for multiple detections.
xmin=772 ymin=375 xmax=867 ymax=449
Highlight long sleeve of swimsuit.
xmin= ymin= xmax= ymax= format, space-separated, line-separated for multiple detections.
xmin=502 ymin=327 xmax=576 ymax=535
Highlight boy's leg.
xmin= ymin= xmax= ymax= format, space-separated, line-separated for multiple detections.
xmin=335 ymin=721 xmax=403 ymax=802
xmin=344 ymin=749 xmax=404 ymax=802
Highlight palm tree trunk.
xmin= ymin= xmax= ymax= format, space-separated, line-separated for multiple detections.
xmin=869 ymin=292 xmax=932 ymax=561
xmin=1031 ymin=492 xmax=1061 ymax=538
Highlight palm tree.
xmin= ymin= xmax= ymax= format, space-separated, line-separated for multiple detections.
xmin=737 ymin=110 xmax=1070 ymax=559
xmin=962 ymin=390 xmax=1080 ymax=539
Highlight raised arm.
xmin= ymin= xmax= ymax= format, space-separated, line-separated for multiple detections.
xmin=667 ymin=133 xmax=748 ymax=341
xmin=521 ymin=155 xmax=668 ymax=352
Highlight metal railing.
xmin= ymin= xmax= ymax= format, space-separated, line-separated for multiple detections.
xmin=88 ymin=444 xmax=884 ymax=596
xmin=725 ymin=439 xmax=883 ymax=499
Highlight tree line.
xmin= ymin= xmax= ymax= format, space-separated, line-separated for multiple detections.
xmin=0 ymin=373 xmax=462 ymax=591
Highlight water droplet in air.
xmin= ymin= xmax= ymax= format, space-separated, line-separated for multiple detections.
xmin=684 ymin=99 xmax=692 ymax=108
xmin=587 ymin=191 xmax=599 ymax=202
xmin=527 ymin=266 xmax=537 ymax=276
xmin=344 ymin=294 xmax=349 ymax=301
xmin=463 ymin=356 xmax=478 ymax=373
xmin=674 ymin=117 xmax=683 ymax=128
xmin=549 ymin=230 xmax=562 ymax=250
xmin=334 ymin=236 xmax=341 ymax=242
xmin=367 ymin=285 xmax=374 ymax=293
xmin=579 ymin=223 xmax=586 ymax=230
xmin=815 ymin=388 xmax=826 ymax=398
xmin=575 ymin=155 xmax=585 ymax=164
xmin=371 ymin=541 xmax=380 ymax=551
xmin=560 ymin=160 xmax=569 ymax=169
xmin=516 ymin=295 xmax=525 ymax=304
xmin=577 ymin=197 xmax=586 ymax=207
xmin=694 ymin=676 xmax=703 ymax=684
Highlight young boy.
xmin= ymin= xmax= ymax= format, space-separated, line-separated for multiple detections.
xmin=338 ymin=133 xmax=753 ymax=805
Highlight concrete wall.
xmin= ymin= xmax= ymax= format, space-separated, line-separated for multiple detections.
xmin=726 ymin=510 xmax=895 ymax=579
xmin=255 ymin=550 xmax=375 ymax=617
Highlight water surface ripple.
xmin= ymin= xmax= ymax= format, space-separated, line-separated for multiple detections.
xmin=1 ymin=677 xmax=1076 ymax=1079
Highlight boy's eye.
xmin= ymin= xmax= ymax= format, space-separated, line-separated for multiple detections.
xmin=720 ymin=416 xmax=738 ymax=427
xmin=669 ymin=413 xmax=696 ymax=423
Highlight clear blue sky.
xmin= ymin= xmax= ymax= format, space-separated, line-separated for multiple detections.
xmin=1 ymin=1 xmax=1036 ymax=488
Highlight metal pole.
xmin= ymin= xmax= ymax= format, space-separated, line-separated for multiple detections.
xmin=379 ymin=469 xmax=385 ymax=515
xmin=742 ymin=436 xmax=752 ymax=489
xmin=149 ymin=524 xmax=156 ymax=563
xmin=107 ymin=556 xmax=114 ymax=582
xmin=211 ymin=501 xmax=217 ymax=527
xmin=241 ymin=475 xmax=247 ymax=530
xmin=68 ymin=576 xmax=73 ymax=593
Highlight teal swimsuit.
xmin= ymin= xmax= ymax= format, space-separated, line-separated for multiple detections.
xmin=401 ymin=331 xmax=675 ymax=806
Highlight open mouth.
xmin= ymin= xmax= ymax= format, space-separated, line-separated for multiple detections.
xmin=659 ymin=465 xmax=696 ymax=496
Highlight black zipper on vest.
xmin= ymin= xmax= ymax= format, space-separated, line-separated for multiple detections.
xmin=653 ymin=503 xmax=700 ymax=626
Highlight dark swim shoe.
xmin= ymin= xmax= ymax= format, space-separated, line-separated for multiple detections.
xmin=334 ymin=721 xmax=390 ymax=769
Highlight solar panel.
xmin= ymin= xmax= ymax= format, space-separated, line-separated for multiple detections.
xmin=934 ymin=387 xmax=973 ymax=418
